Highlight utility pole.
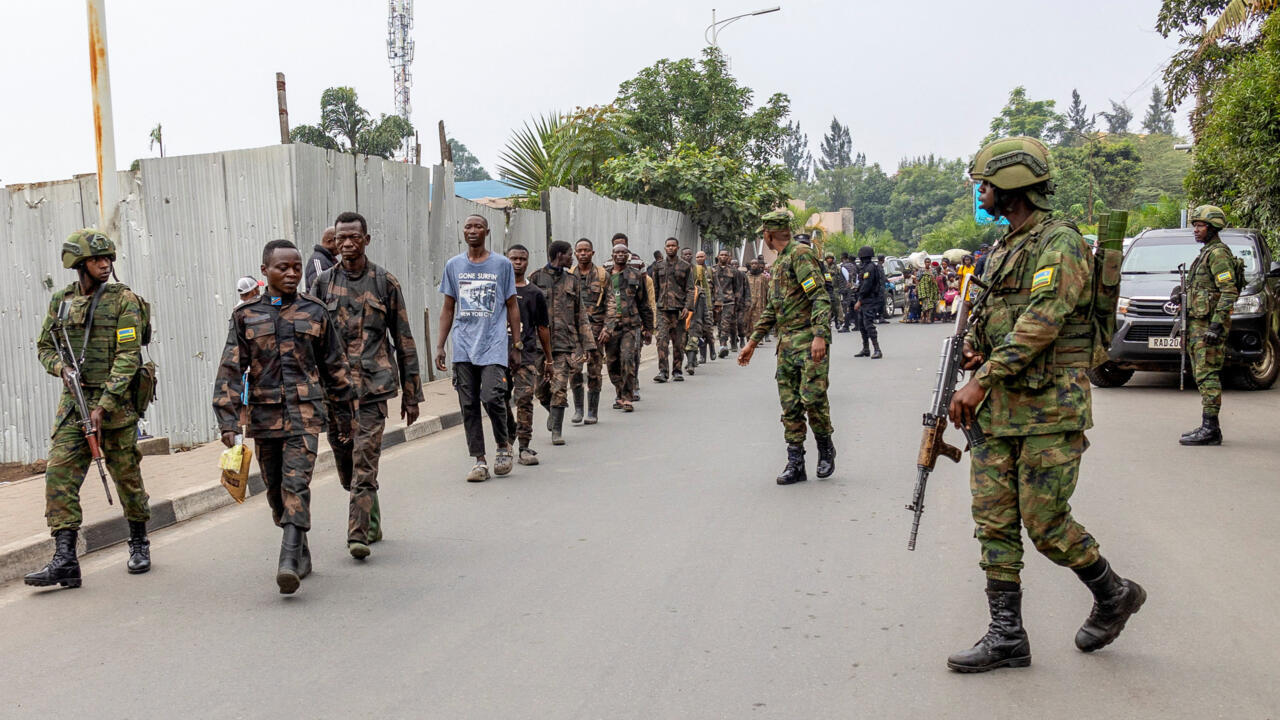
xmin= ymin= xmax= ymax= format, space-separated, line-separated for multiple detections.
xmin=86 ymin=0 xmax=120 ymax=237
xmin=276 ymin=72 xmax=290 ymax=144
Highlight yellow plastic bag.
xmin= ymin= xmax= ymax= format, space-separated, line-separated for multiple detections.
xmin=219 ymin=439 xmax=252 ymax=504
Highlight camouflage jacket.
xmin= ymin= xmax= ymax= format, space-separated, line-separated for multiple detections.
xmin=1187 ymin=237 xmax=1240 ymax=325
xmin=967 ymin=210 xmax=1094 ymax=437
xmin=825 ymin=264 xmax=848 ymax=294
xmin=745 ymin=273 xmax=769 ymax=315
xmin=213 ymin=293 xmax=355 ymax=438
xmin=312 ymin=260 xmax=424 ymax=404
xmin=529 ymin=265 xmax=596 ymax=354
xmin=603 ymin=265 xmax=655 ymax=334
xmin=917 ymin=269 xmax=940 ymax=303
xmin=736 ymin=268 xmax=751 ymax=306
xmin=712 ymin=264 xmax=740 ymax=307
xmin=651 ymin=257 xmax=696 ymax=312
xmin=749 ymin=241 xmax=831 ymax=349
xmin=574 ymin=264 xmax=610 ymax=329
xmin=37 ymin=282 xmax=143 ymax=431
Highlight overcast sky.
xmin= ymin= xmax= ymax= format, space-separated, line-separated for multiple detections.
xmin=1 ymin=0 xmax=1189 ymax=186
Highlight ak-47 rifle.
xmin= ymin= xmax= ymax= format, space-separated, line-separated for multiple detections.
xmin=1176 ymin=262 xmax=1189 ymax=392
xmin=51 ymin=297 xmax=114 ymax=505
xmin=907 ymin=273 xmax=987 ymax=551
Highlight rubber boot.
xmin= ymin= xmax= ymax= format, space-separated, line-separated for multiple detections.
xmin=1074 ymin=558 xmax=1147 ymax=652
xmin=585 ymin=391 xmax=600 ymax=425
xmin=699 ymin=343 xmax=708 ymax=364
xmin=946 ymin=589 xmax=1032 ymax=672
xmin=854 ymin=341 xmax=871 ymax=357
xmin=368 ymin=494 xmax=382 ymax=543
xmin=571 ymin=386 xmax=585 ymax=425
xmin=686 ymin=350 xmax=697 ymax=374
xmin=298 ymin=533 xmax=312 ymax=579
xmin=24 ymin=528 xmax=81 ymax=589
xmin=776 ymin=444 xmax=807 ymax=485
xmin=126 ymin=520 xmax=151 ymax=574
xmin=815 ymin=434 xmax=836 ymax=479
xmin=1179 ymin=413 xmax=1222 ymax=446
xmin=871 ymin=340 xmax=883 ymax=359
xmin=277 ymin=524 xmax=303 ymax=594
xmin=550 ymin=406 xmax=566 ymax=446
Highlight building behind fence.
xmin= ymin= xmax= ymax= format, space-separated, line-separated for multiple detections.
xmin=0 ymin=144 xmax=699 ymax=463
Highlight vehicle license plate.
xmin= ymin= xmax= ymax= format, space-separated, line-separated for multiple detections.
xmin=1148 ymin=336 xmax=1181 ymax=349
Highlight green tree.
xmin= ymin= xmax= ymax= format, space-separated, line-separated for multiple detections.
xmin=549 ymin=105 xmax=636 ymax=189
xmin=1199 ymin=0 xmax=1278 ymax=50
xmin=811 ymin=165 xmax=860 ymax=210
xmin=1101 ymin=100 xmax=1134 ymax=135
xmin=1051 ymin=139 xmax=1143 ymax=221
xmin=1132 ymin=133 xmax=1193 ymax=205
xmin=779 ymin=121 xmax=813 ymax=184
xmin=497 ymin=113 xmax=564 ymax=200
xmin=887 ymin=156 xmax=968 ymax=245
xmin=448 ymin=138 xmax=491 ymax=181
xmin=1064 ymin=89 xmax=1094 ymax=145
xmin=289 ymin=86 xmax=414 ymax=159
xmin=149 ymin=123 xmax=164 ymax=157
xmin=985 ymin=86 xmax=1066 ymax=144
xmin=851 ymin=163 xmax=894 ymax=233
xmin=1142 ymin=85 xmax=1177 ymax=135
xmin=819 ymin=117 xmax=852 ymax=170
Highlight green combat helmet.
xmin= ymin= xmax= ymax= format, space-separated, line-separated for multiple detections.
xmin=968 ymin=136 xmax=1055 ymax=210
xmin=61 ymin=228 xmax=116 ymax=269
xmin=1189 ymin=205 xmax=1227 ymax=229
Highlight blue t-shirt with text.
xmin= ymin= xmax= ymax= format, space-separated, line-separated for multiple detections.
xmin=439 ymin=252 xmax=517 ymax=367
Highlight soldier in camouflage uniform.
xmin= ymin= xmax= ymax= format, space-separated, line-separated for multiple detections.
xmin=688 ymin=249 xmax=718 ymax=365
xmin=947 ymin=137 xmax=1145 ymax=672
xmin=917 ymin=262 xmax=940 ymax=323
xmin=650 ymin=237 xmax=695 ymax=382
xmin=570 ymin=239 xmax=609 ymax=425
xmin=311 ymin=211 xmax=423 ymax=559
xmin=601 ymin=244 xmax=655 ymax=412
xmin=505 ymin=245 xmax=552 ymax=465
xmin=744 ymin=258 xmax=770 ymax=341
xmin=1179 ymin=205 xmax=1239 ymax=446
xmin=824 ymin=254 xmax=847 ymax=329
xmin=26 ymin=230 xmax=153 ymax=589
xmin=738 ymin=211 xmax=835 ymax=485
xmin=712 ymin=250 xmax=742 ymax=356
xmin=734 ymin=261 xmax=751 ymax=347
xmin=214 ymin=239 xmax=354 ymax=594
xmin=530 ymin=240 xmax=595 ymax=444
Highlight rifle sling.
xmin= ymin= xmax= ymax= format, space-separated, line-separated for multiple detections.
xmin=78 ymin=282 xmax=109 ymax=366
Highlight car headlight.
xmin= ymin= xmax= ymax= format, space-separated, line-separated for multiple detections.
xmin=1233 ymin=293 xmax=1264 ymax=315
xmin=1117 ymin=297 xmax=1131 ymax=315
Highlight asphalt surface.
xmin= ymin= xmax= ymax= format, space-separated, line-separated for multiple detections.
xmin=2 ymin=322 xmax=1277 ymax=719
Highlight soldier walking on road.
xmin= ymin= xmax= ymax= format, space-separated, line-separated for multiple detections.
xmin=505 ymin=245 xmax=552 ymax=465
xmin=613 ymin=233 xmax=655 ymax=401
xmin=1179 ymin=205 xmax=1240 ymax=446
xmin=734 ymin=261 xmax=751 ymax=348
xmin=853 ymin=246 xmax=885 ymax=358
xmin=744 ymin=258 xmax=770 ymax=342
xmin=601 ymin=244 xmax=655 ymax=412
xmin=570 ymin=239 xmax=608 ymax=426
xmin=650 ymin=238 xmax=695 ymax=383
xmin=27 ymin=230 xmax=155 ymax=589
xmin=311 ymin=211 xmax=423 ymax=559
xmin=946 ymin=136 xmax=1145 ymax=672
xmin=214 ymin=239 xmax=355 ymax=594
xmin=712 ymin=250 xmax=742 ymax=357
xmin=530 ymin=240 xmax=596 ymax=444
xmin=824 ymin=254 xmax=847 ymax=330
xmin=737 ymin=211 xmax=835 ymax=485
xmin=689 ymin=249 xmax=718 ymax=364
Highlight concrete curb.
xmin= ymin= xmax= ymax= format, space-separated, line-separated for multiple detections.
xmin=0 ymin=410 xmax=462 ymax=586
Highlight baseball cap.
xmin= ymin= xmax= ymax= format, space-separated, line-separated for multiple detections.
xmin=237 ymin=276 xmax=263 ymax=294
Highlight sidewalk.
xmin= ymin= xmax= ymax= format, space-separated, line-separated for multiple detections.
xmin=0 ymin=377 xmax=463 ymax=586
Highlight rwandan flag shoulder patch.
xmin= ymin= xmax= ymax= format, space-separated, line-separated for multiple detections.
xmin=1216 ymin=270 xmax=1233 ymax=283
xmin=116 ymin=327 xmax=138 ymax=344
xmin=1031 ymin=267 xmax=1055 ymax=292
xmin=800 ymin=276 xmax=818 ymax=294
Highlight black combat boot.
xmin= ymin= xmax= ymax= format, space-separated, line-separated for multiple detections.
xmin=24 ymin=528 xmax=81 ymax=589
xmin=585 ymin=391 xmax=600 ymax=425
xmin=1179 ymin=413 xmax=1222 ymax=446
xmin=276 ymin=524 xmax=303 ymax=594
xmin=699 ymin=343 xmax=708 ymax=363
xmin=815 ymin=434 xmax=836 ymax=479
xmin=298 ymin=532 xmax=312 ymax=578
xmin=571 ymin=386 xmax=585 ymax=425
xmin=947 ymin=587 xmax=1032 ymax=672
xmin=854 ymin=342 xmax=871 ymax=357
xmin=1074 ymin=558 xmax=1146 ymax=652
xmin=686 ymin=350 xmax=697 ymax=374
xmin=871 ymin=340 xmax=883 ymax=359
xmin=126 ymin=520 xmax=151 ymax=574
xmin=550 ymin=406 xmax=566 ymax=445
xmin=776 ymin=444 xmax=807 ymax=485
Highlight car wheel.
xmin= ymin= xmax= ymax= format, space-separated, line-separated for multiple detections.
xmin=1087 ymin=362 xmax=1134 ymax=388
xmin=1230 ymin=333 xmax=1280 ymax=390
xmin=884 ymin=294 xmax=896 ymax=316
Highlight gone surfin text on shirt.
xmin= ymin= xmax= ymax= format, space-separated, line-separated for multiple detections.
xmin=457 ymin=272 xmax=499 ymax=318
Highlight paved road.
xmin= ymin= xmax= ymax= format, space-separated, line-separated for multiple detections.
xmin=2 ymin=323 xmax=1277 ymax=719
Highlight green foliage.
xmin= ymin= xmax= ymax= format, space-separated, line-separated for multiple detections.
xmin=289 ymin=86 xmax=414 ymax=159
xmin=497 ymin=113 xmax=564 ymax=199
xmin=1142 ymin=85 xmax=1178 ymax=135
xmin=780 ymin=121 xmax=812 ymax=184
xmin=1187 ymin=11 xmax=1280 ymax=247
xmin=596 ymin=143 xmax=789 ymax=247
xmin=819 ymin=117 xmax=853 ymax=170
xmin=1101 ymin=100 xmax=1134 ymax=135
xmin=1050 ymin=139 xmax=1143 ymax=221
xmin=1131 ymin=133 xmax=1193 ymax=205
xmin=787 ymin=202 xmax=820 ymax=232
xmin=549 ymin=105 xmax=635 ymax=189
xmin=984 ymin=86 xmax=1066 ymax=144
xmin=1064 ymin=89 xmax=1095 ymax=145
xmin=1158 ymin=0 xmax=1266 ymax=135
xmin=1128 ymin=194 xmax=1187 ymax=235
xmin=448 ymin=138 xmax=491 ymax=181
xmin=821 ymin=229 xmax=904 ymax=259
xmin=887 ymin=156 xmax=968 ymax=245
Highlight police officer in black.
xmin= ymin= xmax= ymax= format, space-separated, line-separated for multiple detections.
xmin=853 ymin=245 xmax=883 ymax=358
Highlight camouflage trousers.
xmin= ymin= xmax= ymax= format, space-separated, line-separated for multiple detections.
xmin=44 ymin=420 xmax=150 ymax=533
xmin=655 ymin=310 xmax=687 ymax=374
xmin=255 ymin=433 xmax=319 ymax=530
xmin=505 ymin=362 xmax=539 ymax=446
xmin=1188 ymin=317 xmax=1227 ymax=416
xmin=774 ymin=339 xmax=833 ymax=444
xmin=828 ymin=290 xmax=844 ymax=326
xmin=970 ymin=431 xmax=1100 ymax=584
xmin=689 ymin=296 xmax=716 ymax=353
xmin=535 ymin=351 xmax=575 ymax=407
xmin=717 ymin=303 xmax=738 ymax=347
xmin=327 ymin=399 xmax=386 ymax=544
xmin=570 ymin=341 xmax=604 ymax=394
xmin=605 ymin=326 xmax=640 ymax=399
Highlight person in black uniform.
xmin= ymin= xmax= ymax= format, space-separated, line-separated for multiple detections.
xmin=853 ymin=245 xmax=883 ymax=359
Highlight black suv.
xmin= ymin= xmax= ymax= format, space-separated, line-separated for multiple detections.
xmin=1090 ymin=227 xmax=1280 ymax=390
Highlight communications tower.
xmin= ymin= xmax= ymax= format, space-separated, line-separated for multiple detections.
xmin=387 ymin=0 xmax=415 ymax=162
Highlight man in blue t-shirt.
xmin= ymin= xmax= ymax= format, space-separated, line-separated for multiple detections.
xmin=435 ymin=214 xmax=521 ymax=482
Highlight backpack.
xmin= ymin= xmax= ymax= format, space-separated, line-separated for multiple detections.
xmin=1090 ymin=213 xmax=1126 ymax=368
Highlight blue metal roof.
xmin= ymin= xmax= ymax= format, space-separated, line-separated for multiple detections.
xmin=455 ymin=179 xmax=521 ymax=200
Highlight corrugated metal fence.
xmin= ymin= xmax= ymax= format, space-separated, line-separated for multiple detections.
xmin=0 ymin=144 xmax=699 ymax=463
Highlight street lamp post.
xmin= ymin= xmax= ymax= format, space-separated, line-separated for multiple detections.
xmin=705 ymin=6 xmax=781 ymax=47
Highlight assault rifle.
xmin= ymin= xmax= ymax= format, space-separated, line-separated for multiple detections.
xmin=1176 ymin=262 xmax=1188 ymax=392
xmin=51 ymin=299 xmax=114 ymax=505
xmin=907 ymin=273 xmax=987 ymax=551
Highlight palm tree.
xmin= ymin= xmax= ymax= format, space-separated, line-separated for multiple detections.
xmin=497 ymin=113 xmax=563 ymax=198
xmin=1199 ymin=0 xmax=1278 ymax=52
xmin=149 ymin=123 xmax=164 ymax=157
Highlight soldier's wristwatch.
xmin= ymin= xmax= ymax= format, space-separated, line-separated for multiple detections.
xmin=514 ymin=341 xmax=524 ymax=350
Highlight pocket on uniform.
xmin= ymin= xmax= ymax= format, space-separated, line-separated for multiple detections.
xmin=294 ymin=319 xmax=322 ymax=337
xmin=250 ymin=385 xmax=283 ymax=404
xmin=1020 ymin=432 xmax=1088 ymax=469
xmin=244 ymin=321 xmax=276 ymax=341
xmin=296 ymin=382 xmax=324 ymax=401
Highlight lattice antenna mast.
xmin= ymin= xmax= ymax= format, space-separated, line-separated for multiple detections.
xmin=387 ymin=0 xmax=415 ymax=162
